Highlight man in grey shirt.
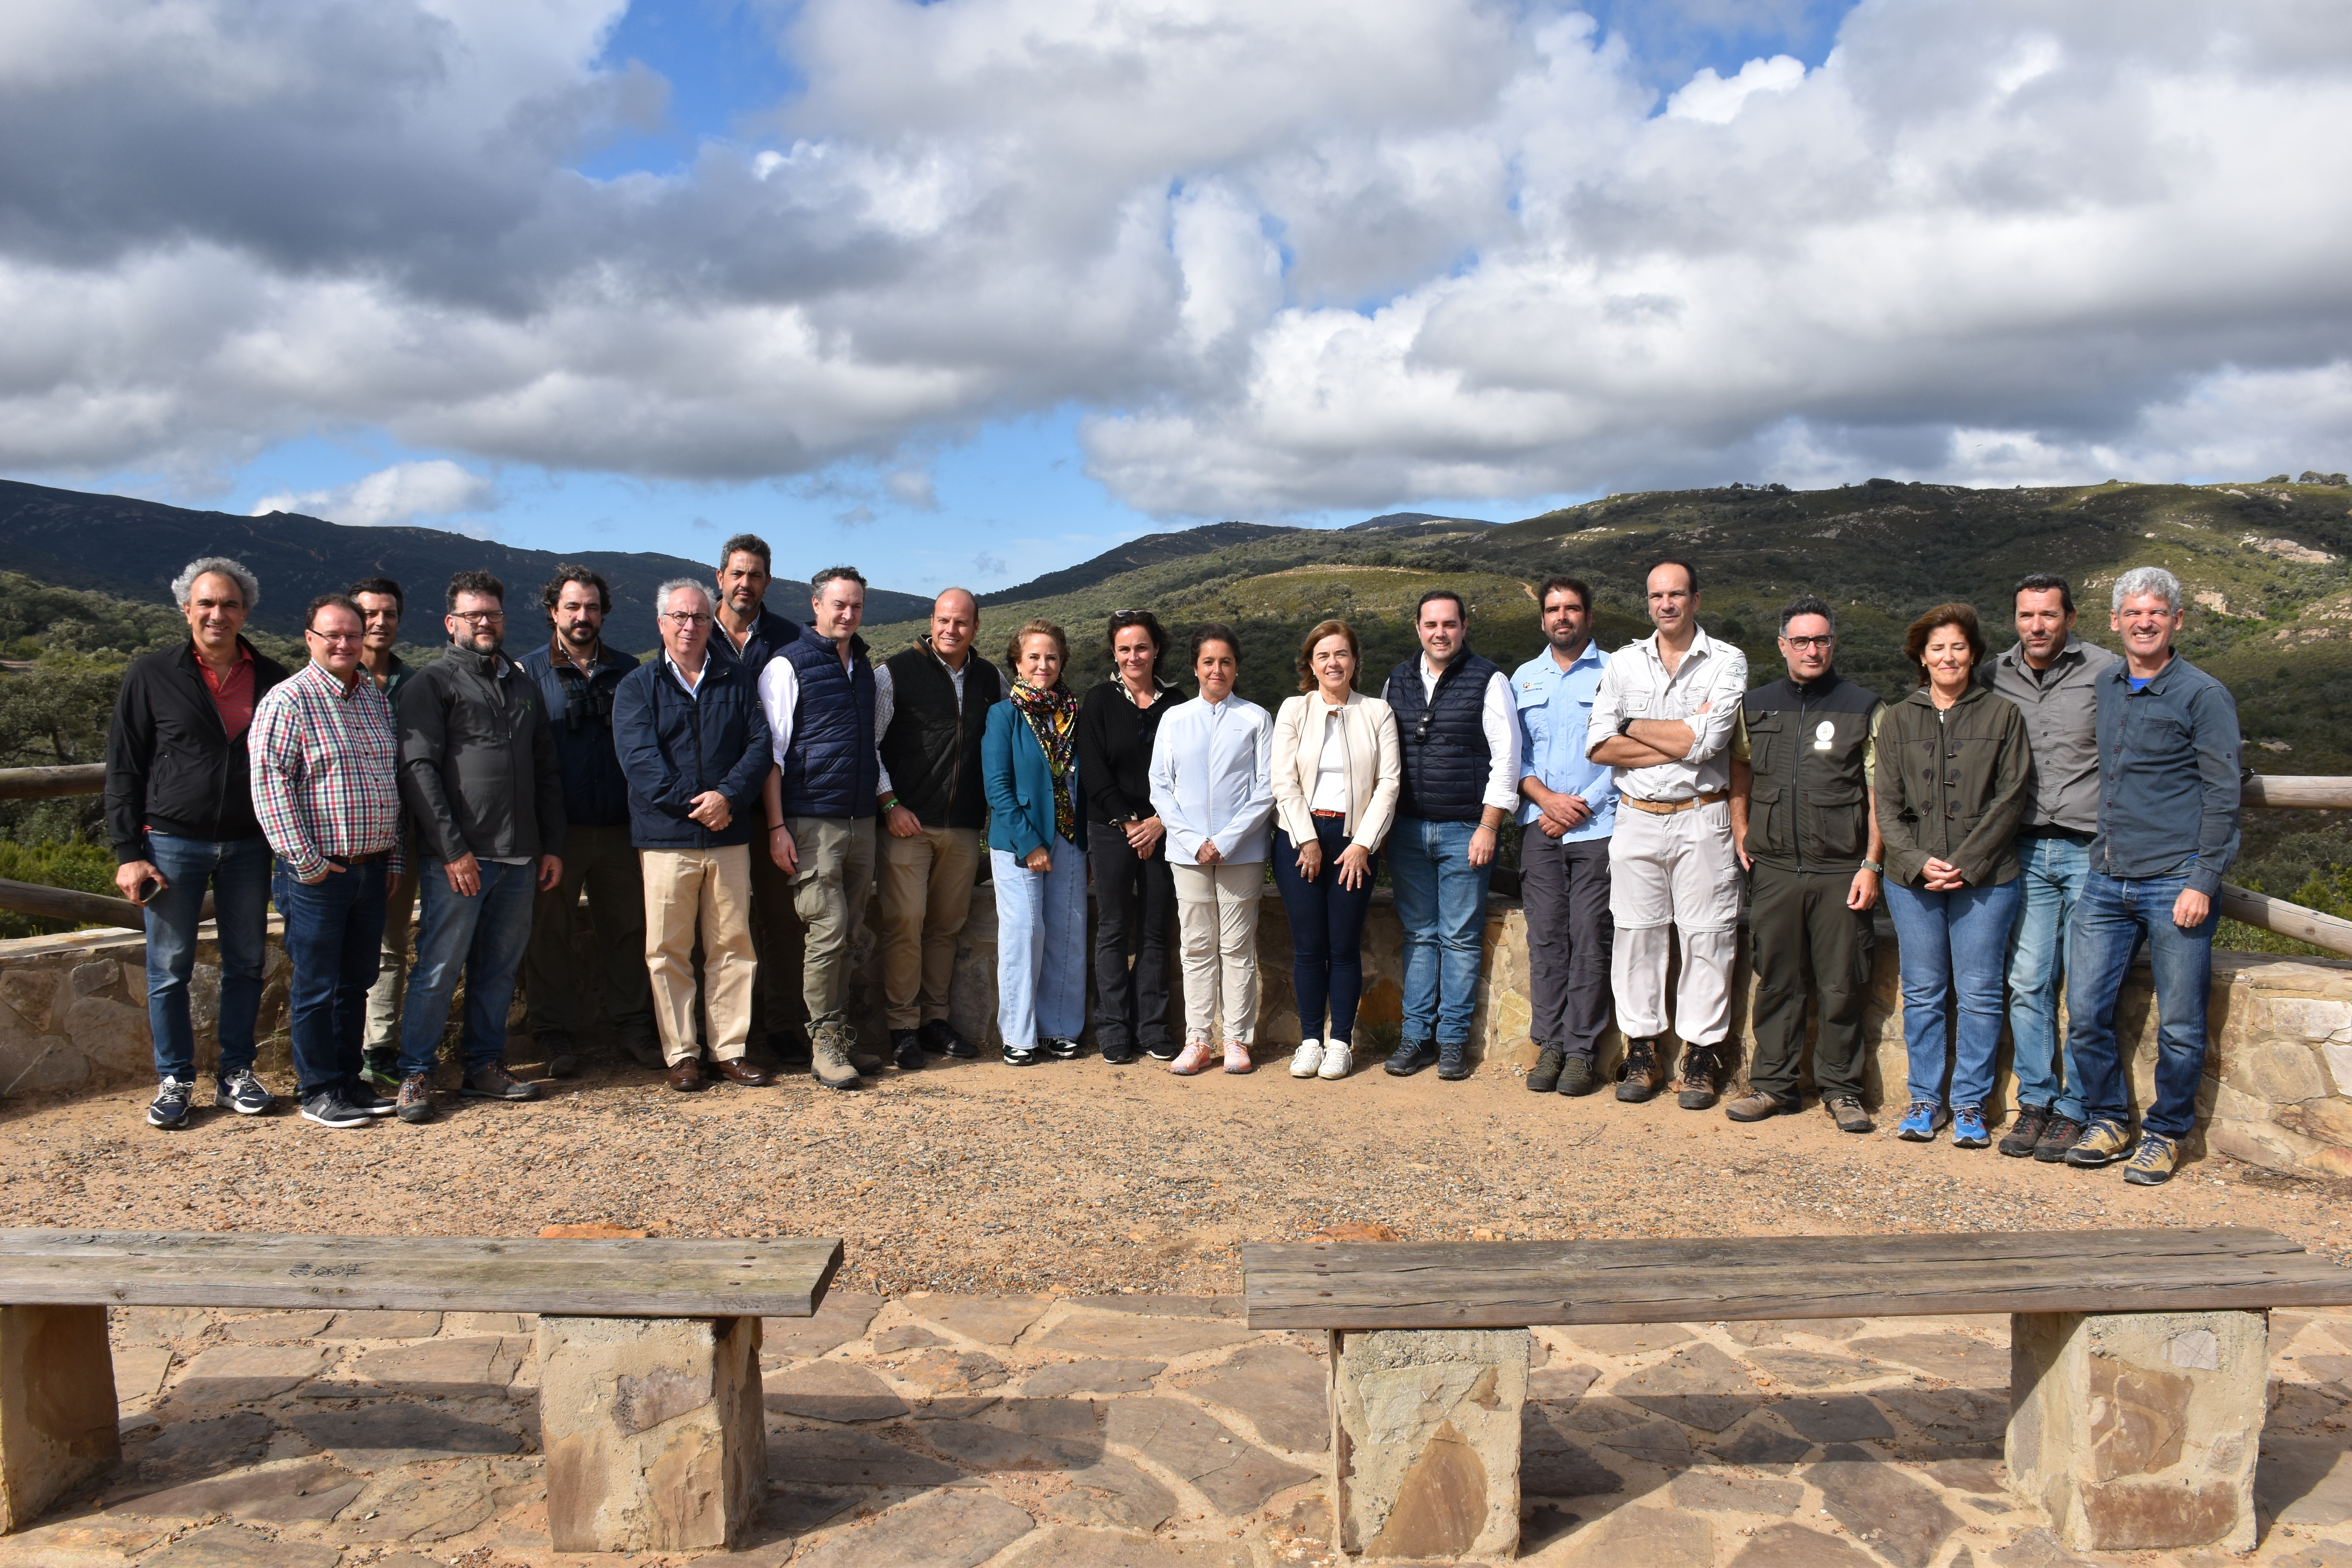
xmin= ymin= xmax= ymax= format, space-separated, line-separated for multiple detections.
xmin=1977 ymin=572 xmax=2118 ymax=1161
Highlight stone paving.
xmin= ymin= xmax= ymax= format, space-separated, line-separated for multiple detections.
xmin=2 ymin=1296 xmax=2347 ymax=1566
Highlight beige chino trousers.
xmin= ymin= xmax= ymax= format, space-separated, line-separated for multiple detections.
xmin=877 ymin=825 xmax=983 ymax=1031
xmin=1606 ymin=799 xmax=1741 ymax=1047
xmin=642 ymin=845 xmax=757 ymax=1066
xmin=1171 ymin=860 xmax=1265 ymax=1046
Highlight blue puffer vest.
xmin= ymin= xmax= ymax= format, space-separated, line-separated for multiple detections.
xmin=1385 ymin=650 xmax=1502 ymax=823
xmin=776 ymin=628 xmax=879 ymax=819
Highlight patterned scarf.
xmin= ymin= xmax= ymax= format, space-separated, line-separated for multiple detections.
xmin=1010 ymin=677 xmax=1082 ymax=845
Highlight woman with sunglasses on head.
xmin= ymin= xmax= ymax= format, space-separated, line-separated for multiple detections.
xmin=1875 ymin=603 xmax=2031 ymax=1150
xmin=1149 ymin=624 xmax=1276 ymax=1076
xmin=1078 ymin=611 xmax=1183 ymax=1063
xmin=982 ymin=619 xmax=1089 ymax=1066
xmin=1270 ymin=620 xmax=1400 ymax=1081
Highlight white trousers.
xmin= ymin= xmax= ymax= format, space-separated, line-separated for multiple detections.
xmin=1607 ymin=800 xmax=1741 ymax=1045
xmin=1171 ymin=860 xmax=1265 ymax=1045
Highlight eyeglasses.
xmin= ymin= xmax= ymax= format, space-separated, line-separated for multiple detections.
xmin=306 ymin=630 xmax=363 ymax=644
xmin=1782 ymin=634 xmax=1835 ymax=651
xmin=661 ymin=611 xmax=714 ymax=627
xmin=450 ymin=610 xmax=506 ymax=626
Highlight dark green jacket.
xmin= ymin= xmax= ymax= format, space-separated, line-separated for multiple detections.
xmin=1737 ymin=671 xmax=1880 ymax=873
xmin=1873 ymin=683 xmax=2030 ymax=889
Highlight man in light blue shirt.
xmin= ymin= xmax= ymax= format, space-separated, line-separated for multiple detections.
xmin=1514 ymin=575 xmax=1618 ymax=1097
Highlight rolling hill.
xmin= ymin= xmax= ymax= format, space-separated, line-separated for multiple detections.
xmin=0 ymin=479 xmax=932 ymax=652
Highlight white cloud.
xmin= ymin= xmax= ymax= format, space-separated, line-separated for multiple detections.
xmin=0 ymin=0 xmax=2348 ymax=520
xmin=252 ymin=459 xmax=496 ymax=527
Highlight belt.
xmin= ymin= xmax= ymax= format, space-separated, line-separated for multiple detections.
xmin=2020 ymin=827 xmax=2094 ymax=846
xmin=1310 ymin=809 xmax=1347 ymax=820
xmin=1620 ymin=790 xmax=1728 ymax=816
xmin=338 ymin=850 xmax=390 ymax=864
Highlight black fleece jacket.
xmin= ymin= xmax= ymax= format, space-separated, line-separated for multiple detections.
xmin=104 ymin=639 xmax=291 ymax=862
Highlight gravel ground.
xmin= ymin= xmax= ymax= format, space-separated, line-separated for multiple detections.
xmin=2 ymin=1043 xmax=2346 ymax=1295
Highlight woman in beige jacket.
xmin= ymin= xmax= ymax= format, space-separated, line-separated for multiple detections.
xmin=1271 ymin=619 xmax=1402 ymax=1081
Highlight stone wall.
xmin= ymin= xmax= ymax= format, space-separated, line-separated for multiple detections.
xmin=5 ymin=887 xmax=2348 ymax=1184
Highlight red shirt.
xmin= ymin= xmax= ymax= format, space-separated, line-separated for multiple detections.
xmin=198 ymin=644 xmax=257 ymax=741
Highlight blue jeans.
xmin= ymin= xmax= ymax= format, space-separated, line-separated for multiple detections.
xmin=1272 ymin=821 xmax=1379 ymax=1043
xmin=2065 ymin=870 xmax=2214 ymax=1139
xmin=1885 ymin=878 xmax=2022 ymax=1110
xmin=142 ymin=833 xmax=274 ymax=1082
xmin=993 ymin=841 xmax=1088 ymax=1047
xmin=273 ymin=859 xmax=388 ymax=1100
xmin=1388 ymin=818 xmax=1492 ymax=1046
xmin=396 ymin=858 xmax=536 ymax=1078
xmin=2005 ymin=834 xmax=2091 ymax=1118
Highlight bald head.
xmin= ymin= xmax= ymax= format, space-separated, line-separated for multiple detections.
xmin=931 ymin=586 xmax=978 ymax=668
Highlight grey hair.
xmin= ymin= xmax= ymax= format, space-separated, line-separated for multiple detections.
xmin=654 ymin=577 xmax=713 ymax=616
xmin=2111 ymin=565 xmax=2182 ymax=615
xmin=171 ymin=556 xmax=260 ymax=612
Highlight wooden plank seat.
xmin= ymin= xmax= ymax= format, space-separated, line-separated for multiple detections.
xmin=0 ymin=1228 xmax=841 ymax=1552
xmin=1242 ymin=1227 xmax=2352 ymax=1561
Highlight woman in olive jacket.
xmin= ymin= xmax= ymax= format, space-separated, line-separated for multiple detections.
xmin=1874 ymin=603 xmax=2031 ymax=1151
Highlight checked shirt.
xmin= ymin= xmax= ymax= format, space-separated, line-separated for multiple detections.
xmin=248 ymin=660 xmax=406 ymax=882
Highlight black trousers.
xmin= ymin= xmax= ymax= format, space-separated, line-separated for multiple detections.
xmin=1747 ymin=863 xmax=1876 ymax=1102
xmin=1520 ymin=832 xmax=1614 ymax=1062
xmin=1089 ymin=821 xmax=1174 ymax=1052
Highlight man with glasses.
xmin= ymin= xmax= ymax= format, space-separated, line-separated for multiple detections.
xmin=248 ymin=594 xmax=405 ymax=1129
xmin=1586 ymin=559 xmax=1748 ymax=1110
xmin=391 ymin=570 xmax=565 ymax=1122
xmin=350 ymin=577 xmax=419 ymax=1096
xmin=519 ymin=566 xmax=659 ymax=1074
xmin=1724 ymin=595 xmax=1883 ymax=1132
xmin=1381 ymin=588 xmax=1518 ymax=1081
xmin=106 ymin=556 xmax=289 ymax=1130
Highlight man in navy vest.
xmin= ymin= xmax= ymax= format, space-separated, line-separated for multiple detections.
xmin=759 ymin=565 xmax=884 ymax=1091
xmin=1381 ymin=589 xmax=1519 ymax=1081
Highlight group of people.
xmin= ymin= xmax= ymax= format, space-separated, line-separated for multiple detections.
xmin=102 ymin=538 xmax=2238 ymax=1186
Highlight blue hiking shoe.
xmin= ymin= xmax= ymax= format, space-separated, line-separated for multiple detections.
xmin=1896 ymin=1101 xmax=1946 ymax=1142
xmin=1951 ymin=1105 xmax=1990 ymax=1148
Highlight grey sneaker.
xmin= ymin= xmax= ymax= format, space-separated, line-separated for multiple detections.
xmin=215 ymin=1068 xmax=274 ymax=1116
xmin=462 ymin=1062 xmax=538 ymax=1101
xmin=147 ymin=1076 xmax=195 ymax=1130
xmin=811 ymin=1028 xmax=864 ymax=1091
xmin=299 ymin=1091 xmax=372 ymax=1130
xmin=1828 ymin=1096 xmax=1875 ymax=1134
xmin=1526 ymin=1046 xmax=1565 ymax=1093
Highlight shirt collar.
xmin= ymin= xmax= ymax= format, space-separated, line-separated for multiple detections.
xmin=1644 ymin=625 xmax=1711 ymax=664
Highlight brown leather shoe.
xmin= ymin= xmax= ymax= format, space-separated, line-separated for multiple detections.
xmin=710 ymin=1058 xmax=770 ymax=1087
xmin=665 ymin=1058 xmax=707 ymax=1093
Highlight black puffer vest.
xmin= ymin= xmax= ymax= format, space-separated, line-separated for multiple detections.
xmin=1385 ymin=650 xmax=1502 ymax=823
xmin=878 ymin=641 xmax=1002 ymax=830
xmin=775 ymin=628 xmax=879 ymax=819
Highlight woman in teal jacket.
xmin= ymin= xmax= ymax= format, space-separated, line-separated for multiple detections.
xmin=984 ymin=618 xmax=1087 ymax=1066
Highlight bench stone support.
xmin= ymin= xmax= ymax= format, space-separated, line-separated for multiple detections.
xmin=538 ymin=1313 xmax=765 ymax=1553
xmin=2008 ymin=1308 xmax=2264 ymax=1553
xmin=1328 ymin=1327 xmax=1526 ymax=1560
xmin=0 ymin=1303 xmax=120 ymax=1532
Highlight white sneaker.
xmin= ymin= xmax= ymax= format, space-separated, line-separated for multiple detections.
xmin=1318 ymin=1040 xmax=1353 ymax=1080
xmin=1289 ymin=1040 xmax=1324 ymax=1078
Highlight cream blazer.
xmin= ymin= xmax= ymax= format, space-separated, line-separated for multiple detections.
xmin=1272 ymin=690 xmax=1401 ymax=851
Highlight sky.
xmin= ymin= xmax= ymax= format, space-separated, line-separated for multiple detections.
xmin=2 ymin=0 xmax=2348 ymax=597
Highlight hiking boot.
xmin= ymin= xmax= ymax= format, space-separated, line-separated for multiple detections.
xmin=463 ymin=1062 xmax=538 ymax=1101
xmin=2033 ymin=1114 xmax=2085 ymax=1163
xmin=811 ymin=1029 xmax=864 ymax=1091
xmin=1318 ymin=1040 xmax=1354 ymax=1080
xmin=891 ymin=1030 xmax=925 ymax=1071
xmin=359 ymin=1050 xmax=401 ymax=1094
xmin=1724 ymin=1089 xmax=1796 ymax=1123
xmin=2065 ymin=1119 xmax=2132 ymax=1168
xmin=1556 ymin=1056 xmax=1597 ymax=1096
xmin=537 ymin=1030 xmax=578 ymax=1078
xmin=1828 ymin=1096 xmax=1874 ymax=1134
xmin=1436 ymin=1041 xmax=1471 ymax=1081
xmin=1385 ymin=1039 xmax=1438 ymax=1077
xmin=147 ymin=1076 xmax=194 ymax=1130
xmin=1897 ymin=1101 xmax=1946 ymax=1141
xmin=1526 ymin=1045 xmax=1565 ymax=1093
xmin=1675 ymin=1043 xmax=1720 ymax=1110
xmin=300 ymin=1091 xmax=372 ymax=1129
xmin=215 ymin=1068 xmax=274 ymax=1116
xmin=1616 ymin=1038 xmax=1665 ymax=1102
xmin=1999 ymin=1104 xmax=2053 ymax=1159
xmin=396 ymin=1071 xmax=436 ymax=1124
xmin=2123 ymin=1131 xmax=2180 ymax=1186
xmin=1169 ymin=1041 xmax=1214 ymax=1076
xmin=1952 ymin=1105 xmax=1991 ymax=1148
xmin=1289 ymin=1040 xmax=1325 ymax=1079
xmin=918 ymin=1019 xmax=977 ymax=1058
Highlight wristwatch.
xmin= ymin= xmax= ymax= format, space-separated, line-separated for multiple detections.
xmin=1616 ymin=714 xmax=1636 ymax=737
xmin=1860 ymin=859 xmax=1883 ymax=873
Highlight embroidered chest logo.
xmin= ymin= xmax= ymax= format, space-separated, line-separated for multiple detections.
xmin=1813 ymin=720 xmax=1835 ymax=752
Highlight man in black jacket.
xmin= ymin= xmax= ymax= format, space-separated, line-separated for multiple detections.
xmin=105 ymin=556 xmax=290 ymax=1131
xmin=391 ymin=570 xmax=565 ymax=1123
xmin=518 ymin=566 xmax=657 ymax=1073
xmin=875 ymin=588 xmax=1001 ymax=1067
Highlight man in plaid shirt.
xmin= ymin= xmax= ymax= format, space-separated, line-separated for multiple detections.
xmin=249 ymin=593 xmax=407 ymax=1130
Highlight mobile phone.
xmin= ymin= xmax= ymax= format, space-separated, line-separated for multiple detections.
xmin=135 ymin=877 xmax=161 ymax=904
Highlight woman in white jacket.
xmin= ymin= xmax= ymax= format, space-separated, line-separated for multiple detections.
xmin=1270 ymin=619 xmax=1401 ymax=1081
xmin=1148 ymin=623 xmax=1275 ymax=1076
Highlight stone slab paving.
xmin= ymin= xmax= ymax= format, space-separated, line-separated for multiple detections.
xmin=0 ymin=1299 xmax=2343 ymax=1565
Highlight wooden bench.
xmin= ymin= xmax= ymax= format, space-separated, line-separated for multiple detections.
xmin=1243 ymin=1226 xmax=2352 ymax=1561
xmin=0 ymin=1227 xmax=840 ymax=1552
